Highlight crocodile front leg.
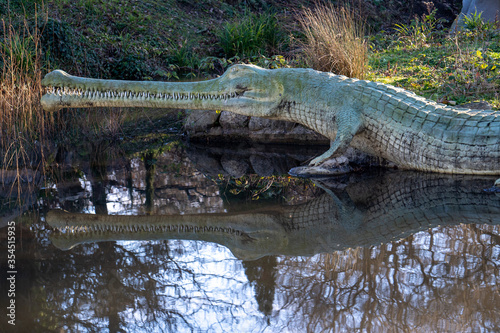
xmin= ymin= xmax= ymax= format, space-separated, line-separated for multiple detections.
xmin=310 ymin=138 xmax=350 ymax=166
xmin=309 ymin=107 xmax=362 ymax=166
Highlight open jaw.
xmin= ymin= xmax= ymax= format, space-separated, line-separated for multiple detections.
xmin=41 ymin=70 xmax=249 ymax=112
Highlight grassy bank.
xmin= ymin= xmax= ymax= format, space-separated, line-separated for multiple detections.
xmin=0 ymin=0 xmax=498 ymax=187
xmin=368 ymin=6 xmax=500 ymax=107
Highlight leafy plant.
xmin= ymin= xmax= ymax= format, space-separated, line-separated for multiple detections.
xmin=462 ymin=11 xmax=493 ymax=31
xmin=217 ymin=10 xmax=285 ymax=58
xmin=440 ymin=47 xmax=499 ymax=100
xmin=38 ymin=18 xmax=78 ymax=67
xmin=199 ymin=54 xmax=290 ymax=78
xmin=165 ymin=39 xmax=199 ymax=77
xmin=252 ymin=54 xmax=290 ymax=69
xmin=106 ymin=53 xmax=145 ymax=80
xmin=0 ymin=24 xmax=37 ymax=72
xmin=393 ymin=8 xmax=446 ymax=48
xmin=214 ymin=174 xmax=313 ymax=202
xmin=458 ymin=10 xmax=497 ymax=42
xmin=369 ymin=19 xmax=500 ymax=109
xmin=199 ymin=55 xmax=241 ymax=75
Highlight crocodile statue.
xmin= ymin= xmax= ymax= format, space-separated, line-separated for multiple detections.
xmin=41 ymin=64 xmax=500 ymax=176
xmin=46 ymin=172 xmax=500 ymax=259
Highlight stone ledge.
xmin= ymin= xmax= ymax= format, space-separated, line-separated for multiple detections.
xmin=184 ymin=110 xmax=329 ymax=145
xmin=183 ymin=109 xmax=389 ymax=171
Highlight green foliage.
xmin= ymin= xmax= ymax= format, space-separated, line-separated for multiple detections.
xmin=237 ymin=0 xmax=270 ymax=11
xmin=0 ymin=24 xmax=37 ymax=72
xmin=393 ymin=9 xmax=446 ymax=48
xmin=167 ymin=40 xmax=197 ymax=67
xmin=217 ymin=10 xmax=285 ymax=58
xmin=459 ymin=11 xmax=497 ymax=42
xmin=214 ymin=174 xmax=311 ymax=202
xmin=369 ymin=23 xmax=500 ymax=108
xmin=200 ymin=54 xmax=289 ymax=75
xmin=462 ymin=11 xmax=492 ymax=31
xmin=106 ymin=54 xmax=145 ymax=80
xmin=0 ymin=0 xmax=38 ymax=16
xmin=252 ymin=54 xmax=289 ymax=68
xmin=199 ymin=55 xmax=241 ymax=75
xmin=38 ymin=18 xmax=78 ymax=66
xmin=440 ymin=48 xmax=499 ymax=101
xmin=163 ymin=39 xmax=199 ymax=78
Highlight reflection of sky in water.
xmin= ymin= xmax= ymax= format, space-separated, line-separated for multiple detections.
xmin=106 ymin=184 xmax=139 ymax=215
xmin=66 ymin=240 xmax=267 ymax=332
xmin=69 ymin=157 xmax=227 ymax=216
xmin=47 ymin=227 xmax=499 ymax=332
xmin=273 ymin=227 xmax=499 ymax=332
xmin=8 ymin=148 xmax=499 ymax=332
xmin=47 ymin=172 xmax=500 ymax=331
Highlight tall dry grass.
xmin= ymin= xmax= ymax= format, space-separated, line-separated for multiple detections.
xmin=0 ymin=12 xmax=54 ymax=192
xmin=297 ymin=2 xmax=368 ymax=79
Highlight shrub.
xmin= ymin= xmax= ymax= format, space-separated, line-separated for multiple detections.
xmin=39 ymin=18 xmax=77 ymax=67
xmin=297 ymin=2 xmax=367 ymax=79
xmin=394 ymin=8 xmax=446 ymax=48
xmin=459 ymin=10 xmax=496 ymax=41
xmin=218 ymin=10 xmax=285 ymax=58
xmin=106 ymin=53 xmax=145 ymax=80
xmin=462 ymin=11 xmax=493 ymax=31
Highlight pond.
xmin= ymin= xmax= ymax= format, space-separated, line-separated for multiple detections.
xmin=1 ymin=142 xmax=500 ymax=332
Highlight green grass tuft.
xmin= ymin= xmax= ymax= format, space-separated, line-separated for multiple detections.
xmin=218 ymin=10 xmax=285 ymax=58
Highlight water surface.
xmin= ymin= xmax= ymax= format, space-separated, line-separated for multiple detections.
xmin=1 ymin=143 xmax=499 ymax=332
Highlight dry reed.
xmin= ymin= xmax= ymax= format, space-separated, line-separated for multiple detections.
xmin=297 ymin=1 xmax=368 ymax=79
xmin=0 ymin=10 xmax=53 ymax=192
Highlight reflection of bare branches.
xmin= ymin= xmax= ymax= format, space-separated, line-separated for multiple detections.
xmin=276 ymin=223 xmax=500 ymax=332
xmin=7 ymin=206 xmax=500 ymax=332
xmin=12 ymin=159 xmax=500 ymax=332
xmin=30 ymin=237 xmax=261 ymax=332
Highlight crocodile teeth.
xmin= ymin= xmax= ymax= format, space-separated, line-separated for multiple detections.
xmin=45 ymin=85 xmax=242 ymax=102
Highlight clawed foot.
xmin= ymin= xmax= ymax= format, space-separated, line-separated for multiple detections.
xmin=309 ymin=155 xmax=326 ymax=166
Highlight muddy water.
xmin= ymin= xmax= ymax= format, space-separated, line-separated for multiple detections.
xmin=1 ymin=142 xmax=499 ymax=332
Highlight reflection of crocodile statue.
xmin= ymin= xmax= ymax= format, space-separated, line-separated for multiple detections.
xmin=41 ymin=65 xmax=499 ymax=175
xmin=46 ymin=172 xmax=500 ymax=260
